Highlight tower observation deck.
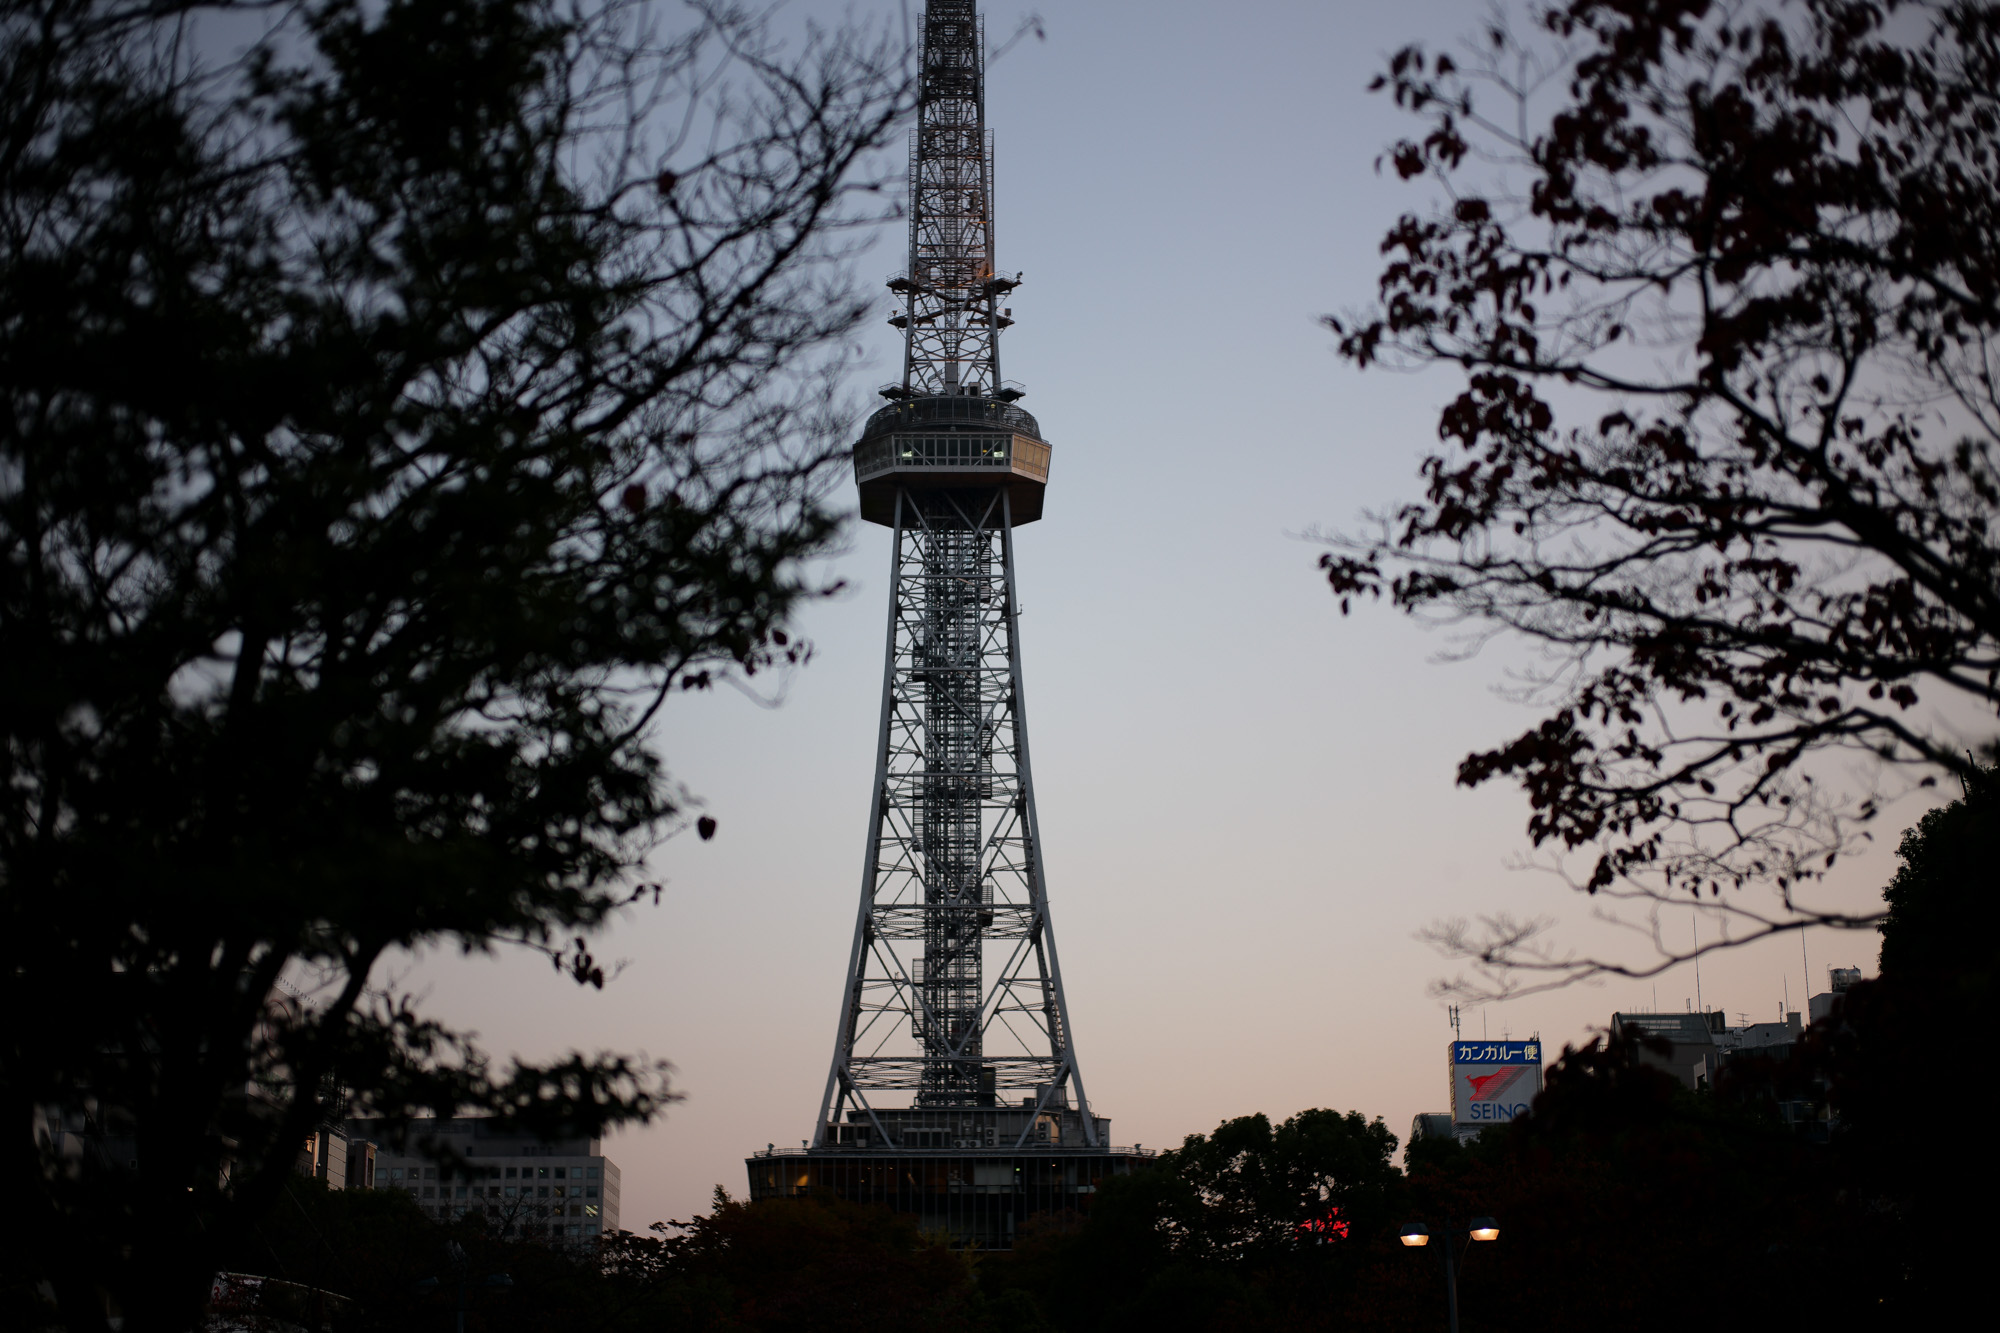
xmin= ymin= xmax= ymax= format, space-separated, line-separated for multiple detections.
xmin=745 ymin=1 xmax=1148 ymax=1249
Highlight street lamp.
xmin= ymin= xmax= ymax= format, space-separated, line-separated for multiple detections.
xmin=1399 ymin=1216 xmax=1497 ymax=1333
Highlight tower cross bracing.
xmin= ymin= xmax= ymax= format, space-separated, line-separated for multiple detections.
xmin=815 ymin=483 xmax=1090 ymax=1140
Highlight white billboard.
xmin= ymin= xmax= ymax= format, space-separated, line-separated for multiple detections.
xmin=1450 ymin=1039 xmax=1544 ymax=1126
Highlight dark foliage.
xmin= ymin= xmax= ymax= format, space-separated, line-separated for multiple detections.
xmin=1003 ymin=1046 xmax=1895 ymax=1332
xmin=1322 ymin=0 xmax=2000 ymax=992
xmin=92 ymin=1184 xmax=988 ymax=1333
xmin=1877 ymin=763 xmax=2000 ymax=978
xmin=964 ymin=1060 xmax=1892 ymax=1332
xmin=1359 ymin=1031 xmax=1888 ymax=1333
xmin=191 ymin=967 xmax=1978 ymax=1333
xmin=986 ymin=1109 xmax=1403 ymax=1332
xmin=1805 ymin=765 xmax=1998 ymax=1321
xmin=0 ymin=2 xmax=914 ymax=1328
xmin=621 ymin=1188 xmax=983 ymax=1333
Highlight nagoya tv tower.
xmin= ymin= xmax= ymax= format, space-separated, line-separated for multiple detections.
xmin=745 ymin=0 xmax=1148 ymax=1248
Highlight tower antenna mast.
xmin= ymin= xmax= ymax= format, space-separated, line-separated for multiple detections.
xmin=883 ymin=0 xmax=1019 ymax=401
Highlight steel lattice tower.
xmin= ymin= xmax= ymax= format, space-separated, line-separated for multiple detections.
xmin=746 ymin=1 xmax=1143 ymax=1248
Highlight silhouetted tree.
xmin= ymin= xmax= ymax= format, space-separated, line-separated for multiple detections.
xmin=993 ymin=1109 xmax=1401 ymax=1332
xmin=1324 ymin=0 xmax=2000 ymax=992
xmin=177 ymin=1183 xmax=1008 ymax=1333
xmin=1877 ymin=764 xmax=2000 ymax=979
xmin=1150 ymin=1109 xmax=1401 ymax=1265
xmin=632 ymin=1188 xmax=982 ymax=1333
xmin=994 ymin=1074 xmax=1901 ymax=1332
xmin=0 ymin=2 xmax=913 ymax=1328
xmin=1356 ymin=1030 xmax=1887 ymax=1333
xmin=1809 ymin=765 xmax=1998 ymax=1320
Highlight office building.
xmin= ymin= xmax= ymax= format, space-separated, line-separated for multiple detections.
xmin=347 ymin=1117 xmax=620 ymax=1245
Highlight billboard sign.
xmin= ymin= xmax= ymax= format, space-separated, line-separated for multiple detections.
xmin=1451 ymin=1040 xmax=1543 ymax=1126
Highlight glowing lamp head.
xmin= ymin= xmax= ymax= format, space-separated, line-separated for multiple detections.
xmin=1399 ymin=1223 xmax=1430 ymax=1247
xmin=1469 ymin=1217 xmax=1499 ymax=1242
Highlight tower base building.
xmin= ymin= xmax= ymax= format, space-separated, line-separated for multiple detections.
xmin=749 ymin=1095 xmax=1148 ymax=1249
xmin=747 ymin=1152 xmax=1145 ymax=1252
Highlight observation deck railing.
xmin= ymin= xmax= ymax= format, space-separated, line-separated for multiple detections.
xmin=853 ymin=432 xmax=1050 ymax=485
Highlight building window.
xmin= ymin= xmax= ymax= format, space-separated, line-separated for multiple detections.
xmin=424 ymin=1168 xmax=436 ymax=1180
xmin=586 ymin=1167 xmax=600 ymax=1180
xmin=585 ymin=1205 xmax=599 ymax=1219
xmin=504 ymin=1186 xmax=517 ymax=1198
xmin=585 ymin=1187 xmax=598 ymax=1199
xmin=553 ymin=1167 xmax=566 ymax=1180
xmin=422 ymin=1187 xmax=435 ymax=1198
xmin=505 ymin=1167 xmax=517 ymax=1179
xmin=390 ymin=1167 xmax=404 ymax=1180
xmin=537 ymin=1167 xmax=548 ymax=1179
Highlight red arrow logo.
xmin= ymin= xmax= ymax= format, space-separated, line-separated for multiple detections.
xmin=1467 ymin=1067 xmax=1527 ymax=1101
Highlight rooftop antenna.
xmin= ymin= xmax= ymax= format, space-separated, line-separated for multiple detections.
xmin=1800 ymin=927 xmax=1810 ymax=1018
xmin=1693 ymin=910 xmax=1703 ymax=1014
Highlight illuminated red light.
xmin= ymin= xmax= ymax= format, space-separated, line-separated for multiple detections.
xmin=1296 ymin=1205 xmax=1351 ymax=1242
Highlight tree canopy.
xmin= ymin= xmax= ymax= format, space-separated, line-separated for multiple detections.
xmin=989 ymin=1108 xmax=1401 ymax=1330
xmin=1878 ymin=764 xmax=1999 ymax=977
xmin=1323 ymin=0 xmax=2000 ymax=992
xmin=1808 ymin=764 xmax=1997 ymax=1314
xmin=0 ymin=1 xmax=913 ymax=1327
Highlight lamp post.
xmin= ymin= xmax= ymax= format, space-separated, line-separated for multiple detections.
xmin=1400 ymin=1216 xmax=1498 ymax=1333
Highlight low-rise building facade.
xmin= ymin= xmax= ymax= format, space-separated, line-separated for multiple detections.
xmin=345 ymin=1118 xmax=621 ymax=1245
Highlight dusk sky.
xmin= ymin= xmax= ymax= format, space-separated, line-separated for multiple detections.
xmin=397 ymin=0 xmax=1928 ymax=1231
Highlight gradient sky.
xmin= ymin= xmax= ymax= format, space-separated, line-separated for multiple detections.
xmin=398 ymin=0 xmax=1932 ymax=1231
